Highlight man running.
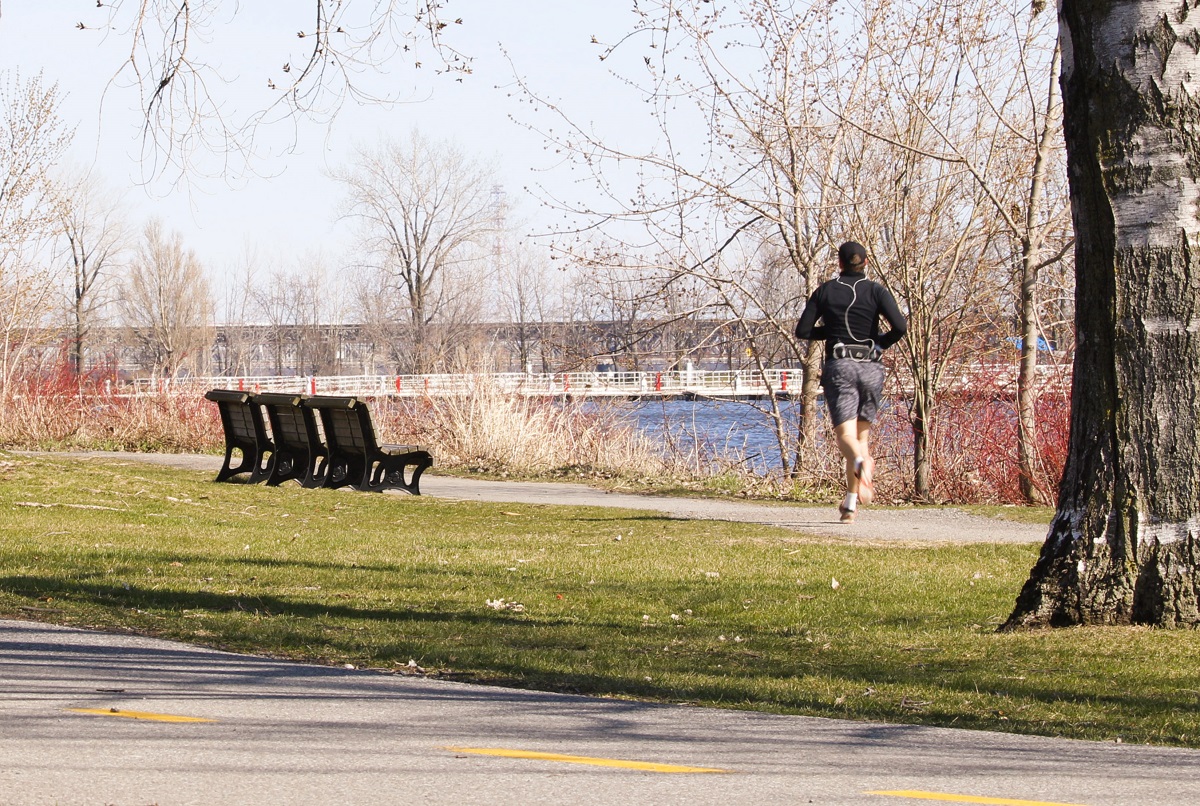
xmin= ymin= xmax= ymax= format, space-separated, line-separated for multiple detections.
xmin=794 ymin=241 xmax=907 ymax=522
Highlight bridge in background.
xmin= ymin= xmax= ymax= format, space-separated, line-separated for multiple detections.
xmin=133 ymin=369 xmax=805 ymax=400
xmin=129 ymin=362 xmax=1068 ymax=401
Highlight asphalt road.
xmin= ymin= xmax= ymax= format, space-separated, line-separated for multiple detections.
xmin=2 ymin=619 xmax=1197 ymax=806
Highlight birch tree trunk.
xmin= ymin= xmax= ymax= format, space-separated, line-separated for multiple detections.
xmin=1017 ymin=42 xmax=1065 ymax=507
xmin=1016 ymin=243 xmax=1046 ymax=505
xmin=1005 ymin=0 xmax=1200 ymax=628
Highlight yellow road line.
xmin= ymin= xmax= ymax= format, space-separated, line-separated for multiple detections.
xmin=67 ymin=708 xmax=215 ymax=723
xmin=445 ymin=746 xmax=728 ymax=773
xmin=867 ymin=791 xmax=1087 ymax=806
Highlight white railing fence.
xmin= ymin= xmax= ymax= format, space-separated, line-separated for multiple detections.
xmin=129 ymin=369 xmax=807 ymax=399
xmin=124 ymin=363 xmax=1069 ymax=400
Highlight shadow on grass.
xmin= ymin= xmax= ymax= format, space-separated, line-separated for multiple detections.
xmin=3 ymin=573 xmax=1195 ymax=745
xmin=0 ymin=575 xmax=588 ymax=629
xmin=483 ymin=656 xmax=1198 ymax=744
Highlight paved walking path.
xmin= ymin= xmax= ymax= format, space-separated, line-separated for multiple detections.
xmin=45 ymin=451 xmax=1048 ymax=544
xmin=4 ymin=618 xmax=1198 ymax=806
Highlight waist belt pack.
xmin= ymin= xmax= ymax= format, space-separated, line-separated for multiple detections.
xmin=831 ymin=342 xmax=880 ymax=362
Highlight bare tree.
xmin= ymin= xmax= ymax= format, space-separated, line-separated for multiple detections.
xmin=515 ymin=0 xmax=873 ymax=475
xmin=522 ymin=0 xmax=1068 ymax=495
xmin=67 ymin=1 xmax=469 ymax=181
xmin=251 ymin=253 xmax=350 ymax=376
xmin=828 ymin=0 xmax=1023 ymax=501
xmin=213 ymin=243 xmax=263 ymax=377
xmin=994 ymin=24 xmax=1074 ymax=506
xmin=566 ymin=253 xmax=659 ymax=372
xmin=332 ymin=130 xmax=495 ymax=373
xmin=495 ymin=238 xmax=559 ymax=373
xmin=252 ymin=261 xmax=296 ymax=376
xmin=299 ymin=253 xmax=352 ymax=375
xmin=0 ymin=71 xmax=73 ymax=390
xmin=1006 ymin=1 xmax=1200 ymax=628
xmin=849 ymin=152 xmax=1009 ymax=500
xmin=348 ymin=264 xmax=399 ymax=374
xmin=120 ymin=218 xmax=212 ymax=377
xmin=56 ymin=169 xmax=129 ymax=376
xmin=855 ymin=0 xmax=1071 ymax=503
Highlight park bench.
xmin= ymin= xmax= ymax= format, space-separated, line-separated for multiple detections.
xmin=303 ymin=395 xmax=432 ymax=495
xmin=254 ymin=392 xmax=329 ymax=488
xmin=203 ymin=389 xmax=273 ymax=484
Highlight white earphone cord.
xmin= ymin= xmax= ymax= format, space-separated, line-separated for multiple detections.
xmin=835 ymin=276 xmax=871 ymax=346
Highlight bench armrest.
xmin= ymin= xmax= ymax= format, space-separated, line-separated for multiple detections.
xmin=205 ymin=389 xmax=251 ymax=404
xmin=380 ymin=443 xmax=428 ymax=455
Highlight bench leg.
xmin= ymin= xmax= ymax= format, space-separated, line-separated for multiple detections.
xmin=322 ymin=456 xmax=365 ymax=490
xmin=248 ymin=449 xmax=275 ymax=484
xmin=301 ymin=454 xmax=331 ymax=489
xmin=215 ymin=446 xmax=238 ymax=482
xmin=266 ymin=450 xmax=314 ymax=487
xmin=361 ymin=453 xmax=431 ymax=495
xmin=216 ymin=445 xmax=269 ymax=483
xmin=397 ymin=457 xmax=431 ymax=495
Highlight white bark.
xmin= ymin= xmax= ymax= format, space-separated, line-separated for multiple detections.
xmin=1007 ymin=0 xmax=1200 ymax=627
xmin=1087 ymin=2 xmax=1200 ymax=249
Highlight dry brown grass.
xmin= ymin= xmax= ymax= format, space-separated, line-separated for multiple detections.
xmin=0 ymin=378 xmax=680 ymax=482
xmin=0 ymin=388 xmax=221 ymax=452
xmin=0 ymin=375 xmax=1066 ymax=505
xmin=369 ymin=385 xmax=680 ymax=480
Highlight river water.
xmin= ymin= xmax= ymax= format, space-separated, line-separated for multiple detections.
xmin=593 ymin=397 xmax=809 ymax=473
xmin=592 ymin=396 xmax=917 ymax=475
xmin=593 ymin=394 xmax=1048 ymax=502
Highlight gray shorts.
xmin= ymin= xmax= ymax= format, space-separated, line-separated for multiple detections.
xmin=821 ymin=358 xmax=886 ymax=427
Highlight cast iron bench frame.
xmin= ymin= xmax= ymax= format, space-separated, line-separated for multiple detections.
xmin=254 ymin=392 xmax=329 ymax=488
xmin=303 ymin=395 xmax=432 ymax=495
xmin=204 ymin=389 xmax=273 ymax=483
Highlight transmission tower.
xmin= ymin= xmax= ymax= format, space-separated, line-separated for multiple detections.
xmin=490 ymin=184 xmax=508 ymax=275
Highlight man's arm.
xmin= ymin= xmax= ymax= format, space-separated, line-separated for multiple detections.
xmin=874 ymin=285 xmax=908 ymax=350
xmin=794 ymin=292 xmax=827 ymax=341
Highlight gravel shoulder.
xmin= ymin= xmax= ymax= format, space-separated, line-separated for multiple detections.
xmin=20 ymin=451 xmax=1048 ymax=545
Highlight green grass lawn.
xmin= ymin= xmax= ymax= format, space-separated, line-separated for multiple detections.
xmin=2 ymin=452 xmax=1197 ymax=747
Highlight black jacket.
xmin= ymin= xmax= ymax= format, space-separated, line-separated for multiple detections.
xmin=794 ymin=272 xmax=907 ymax=358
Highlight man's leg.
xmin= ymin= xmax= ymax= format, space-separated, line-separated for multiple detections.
xmin=830 ymin=418 xmax=862 ymax=522
xmin=833 ymin=418 xmax=863 ymax=495
xmin=855 ymin=418 xmax=874 ymax=504
xmin=825 ymin=360 xmax=865 ymax=522
xmin=854 ymin=361 xmax=885 ymax=504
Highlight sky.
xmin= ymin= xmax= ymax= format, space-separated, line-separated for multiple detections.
xmin=0 ymin=2 xmax=652 ymax=290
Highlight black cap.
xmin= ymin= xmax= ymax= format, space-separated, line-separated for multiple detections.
xmin=838 ymin=241 xmax=867 ymax=269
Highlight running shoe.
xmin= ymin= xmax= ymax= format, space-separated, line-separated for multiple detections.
xmin=838 ymin=505 xmax=855 ymax=524
xmin=856 ymin=456 xmax=875 ymax=505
